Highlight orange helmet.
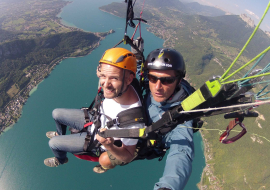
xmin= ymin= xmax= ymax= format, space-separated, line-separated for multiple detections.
xmin=99 ymin=47 xmax=137 ymax=74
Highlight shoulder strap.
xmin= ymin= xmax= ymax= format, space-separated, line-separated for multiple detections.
xmin=180 ymin=79 xmax=204 ymax=133
xmin=83 ymin=90 xmax=104 ymax=152
xmin=181 ymin=79 xmax=196 ymax=95
xmin=106 ymin=106 xmax=145 ymax=128
xmin=131 ymin=78 xmax=144 ymax=103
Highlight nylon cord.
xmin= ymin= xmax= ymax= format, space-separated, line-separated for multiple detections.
xmin=221 ymin=46 xmax=270 ymax=82
xmin=220 ymin=1 xmax=270 ymax=80
xmin=221 ymin=72 xmax=270 ymax=84
xmin=183 ymin=126 xmax=270 ymax=143
xmin=180 ymin=100 xmax=270 ymax=114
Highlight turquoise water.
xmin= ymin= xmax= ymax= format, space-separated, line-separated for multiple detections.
xmin=0 ymin=0 xmax=205 ymax=189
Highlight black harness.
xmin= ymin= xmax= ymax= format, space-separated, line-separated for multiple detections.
xmin=72 ymin=79 xmax=146 ymax=157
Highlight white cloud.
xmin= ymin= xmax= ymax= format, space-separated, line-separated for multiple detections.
xmin=245 ymin=9 xmax=260 ymax=20
xmin=266 ymin=25 xmax=270 ymax=29
xmin=235 ymin=4 xmax=239 ymax=7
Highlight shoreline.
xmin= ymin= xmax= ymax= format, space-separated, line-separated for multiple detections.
xmin=197 ymin=130 xmax=223 ymax=190
xmin=0 ymin=41 xmax=104 ymax=133
xmin=198 ymin=131 xmax=208 ymax=190
xmin=0 ymin=3 xmax=112 ymax=134
xmin=197 ymin=131 xmax=206 ymax=189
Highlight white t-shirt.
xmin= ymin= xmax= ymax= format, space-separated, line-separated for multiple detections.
xmin=90 ymin=86 xmax=144 ymax=150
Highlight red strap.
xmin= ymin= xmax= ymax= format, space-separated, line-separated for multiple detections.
xmin=219 ymin=118 xmax=247 ymax=144
xmin=131 ymin=0 xmax=146 ymax=40
xmin=252 ymin=100 xmax=262 ymax=109
xmin=74 ymin=154 xmax=99 ymax=162
xmin=98 ymin=87 xmax=102 ymax=93
xmin=131 ymin=23 xmax=139 ymax=40
xmin=84 ymin=122 xmax=93 ymax=128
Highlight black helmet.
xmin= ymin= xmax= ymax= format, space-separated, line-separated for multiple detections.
xmin=144 ymin=48 xmax=186 ymax=78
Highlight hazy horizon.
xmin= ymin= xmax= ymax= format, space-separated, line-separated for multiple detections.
xmin=182 ymin=0 xmax=270 ymax=32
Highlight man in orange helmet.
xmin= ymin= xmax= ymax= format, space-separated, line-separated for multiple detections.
xmin=44 ymin=47 xmax=145 ymax=172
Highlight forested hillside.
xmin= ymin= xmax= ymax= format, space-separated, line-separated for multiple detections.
xmin=0 ymin=31 xmax=100 ymax=108
xmin=198 ymin=15 xmax=270 ymax=64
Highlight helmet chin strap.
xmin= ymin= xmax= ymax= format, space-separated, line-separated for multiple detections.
xmin=115 ymin=69 xmax=129 ymax=98
xmin=165 ymin=77 xmax=182 ymax=102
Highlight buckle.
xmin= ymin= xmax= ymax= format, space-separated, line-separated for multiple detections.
xmin=113 ymin=117 xmax=120 ymax=126
xmin=85 ymin=136 xmax=91 ymax=141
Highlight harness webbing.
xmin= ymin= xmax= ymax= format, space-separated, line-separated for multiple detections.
xmin=83 ymin=109 xmax=90 ymax=123
xmin=98 ymin=81 xmax=265 ymax=140
xmin=75 ymin=79 xmax=146 ymax=155
xmin=83 ymin=90 xmax=104 ymax=153
xmin=125 ymin=0 xmax=135 ymax=33
xmin=106 ymin=107 xmax=145 ymax=128
xmin=130 ymin=0 xmax=146 ymax=40
xmin=219 ymin=118 xmax=247 ymax=144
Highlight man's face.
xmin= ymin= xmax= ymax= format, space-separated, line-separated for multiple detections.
xmin=148 ymin=69 xmax=178 ymax=102
xmin=99 ymin=63 xmax=126 ymax=99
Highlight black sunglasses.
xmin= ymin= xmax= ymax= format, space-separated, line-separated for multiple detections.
xmin=147 ymin=73 xmax=179 ymax=85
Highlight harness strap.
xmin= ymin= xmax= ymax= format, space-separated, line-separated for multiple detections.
xmin=84 ymin=121 xmax=93 ymax=128
xmin=106 ymin=107 xmax=145 ymax=128
xmin=83 ymin=132 xmax=93 ymax=152
xmin=125 ymin=0 xmax=135 ymax=34
xmin=85 ymin=111 xmax=103 ymax=152
xmin=81 ymin=81 xmax=147 ymax=153
xmin=83 ymin=121 xmax=101 ymax=152
xmin=86 ymin=139 xmax=101 ymax=153
xmin=98 ymin=94 xmax=255 ymax=139
xmin=219 ymin=118 xmax=247 ymax=144
xmin=80 ymin=90 xmax=104 ymax=152
xmin=116 ymin=70 xmax=127 ymax=98
xmin=98 ymin=128 xmax=143 ymax=138
xmin=83 ymin=109 xmax=90 ymax=123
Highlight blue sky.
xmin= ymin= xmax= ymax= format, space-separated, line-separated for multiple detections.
xmin=182 ymin=0 xmax=270 ymax=32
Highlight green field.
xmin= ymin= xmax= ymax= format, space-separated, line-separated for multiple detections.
xmin=0 ymin=0 xmax=71 ymax=44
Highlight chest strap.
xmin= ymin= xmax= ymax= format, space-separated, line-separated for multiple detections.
xmin=83 ymin=106 xmax=145 ymax=153
xmin=106 ymin=107 xmax=145 ymax=128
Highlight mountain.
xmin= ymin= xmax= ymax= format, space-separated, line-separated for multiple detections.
xmin=195 ymin=14 xmax=270 ymax=66
xmin=143 ymin=0 xmax=186 ymax=11
xmin=184 ymin=2 xmax=226 ymax=16
xmin=101 ymin=0 xmax=270 ymax=74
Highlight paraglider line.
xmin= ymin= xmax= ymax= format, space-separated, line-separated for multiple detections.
xmin=221 ymin=46 xmax=270 ymax=82
xmin=221 ymin=72 xmax=270 ymax=84
xmin=220 ymin=1 xmax=270 ymax=80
